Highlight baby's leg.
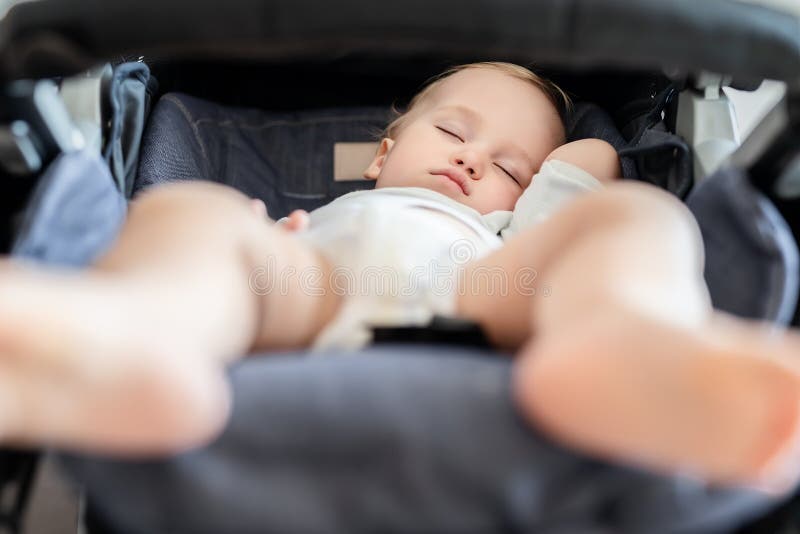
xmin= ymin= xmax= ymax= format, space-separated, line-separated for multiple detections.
xmin=456 ymin=181 xmax=800 ymax=491
xmin=0 ymin=182 xmax=338 ymax=454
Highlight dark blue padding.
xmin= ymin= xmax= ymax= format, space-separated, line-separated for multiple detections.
xmin=566 ymin=101 xmax=639 ymax=180
xmin=11 ymin=150 xmax=126 ymax=267
xmin=135 ymin=94 xmax=642 ymax=219
xmin=104 ymin=61 xmax=157 ymax=197
xmin=136 ymin=93 xmax=390 ymax=218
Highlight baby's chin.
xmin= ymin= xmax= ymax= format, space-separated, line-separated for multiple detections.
xmin=375 ymin=177 xmax=509 ymax=214
xmin=375 ymin=175 xmax=456 ymax=198
xmin=442 ymin=193 xmax=514 ymax=215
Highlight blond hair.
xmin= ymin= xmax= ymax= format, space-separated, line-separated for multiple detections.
xmin=383 ymin=62 xmax=572 ymax=139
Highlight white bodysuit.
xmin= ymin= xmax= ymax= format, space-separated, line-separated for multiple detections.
xmin=291 ymin=159 xmax=604 ymax=350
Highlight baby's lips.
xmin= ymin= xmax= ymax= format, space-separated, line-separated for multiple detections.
xmin=431 ymin=168 xmax=470 ymax=195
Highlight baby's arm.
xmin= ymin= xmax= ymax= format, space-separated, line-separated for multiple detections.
xmin=502 ymin=139 xmax=618 ymax=239
xmin=545 ymin=139 xmax=621 ymax=183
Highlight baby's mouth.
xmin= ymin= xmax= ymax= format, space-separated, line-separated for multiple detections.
xmin=430 ymin=169 xmax=470 ymax=195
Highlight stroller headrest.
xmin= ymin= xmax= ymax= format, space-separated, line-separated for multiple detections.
xmin=135 ymin=92 xmax=651 ymax=219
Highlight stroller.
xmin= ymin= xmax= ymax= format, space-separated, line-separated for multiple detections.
xmin=1 ymin=0 xmax=800 ymax=532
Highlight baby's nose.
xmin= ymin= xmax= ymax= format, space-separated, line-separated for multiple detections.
xmin=455 ymin=158 xmax=477 ymax=177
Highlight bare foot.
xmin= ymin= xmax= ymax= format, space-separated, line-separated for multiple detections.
xmin=513 ymin=310 xmax=800 ymax=493
xmin=0 ymin=262 xmax=230 ymax=455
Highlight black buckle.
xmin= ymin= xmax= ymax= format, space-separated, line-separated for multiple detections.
xmin=370 ymin=315 xmax=492 ymax=349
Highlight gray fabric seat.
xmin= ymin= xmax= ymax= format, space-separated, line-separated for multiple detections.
xmin=63 ymin=349 xmax=779 ymax=534
xmin=687 ymin=167 xmax=799 ymax=324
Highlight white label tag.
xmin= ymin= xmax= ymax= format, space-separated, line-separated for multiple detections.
xmin=333 ymin=142 xmax=380 ymax=181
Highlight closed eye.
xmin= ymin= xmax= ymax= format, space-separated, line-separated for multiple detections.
xmin=495 ymin=163 xmax=521 ymax=186
xmin=436 ymin=126 xmax=464 ymax=142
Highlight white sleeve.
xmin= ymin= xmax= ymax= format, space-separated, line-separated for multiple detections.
xmin=500 ymin=159 xmax=605 ymax=240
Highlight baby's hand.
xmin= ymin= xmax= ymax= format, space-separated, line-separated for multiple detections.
xmin=545 ymin=139 xmax=621 ymax=184
xmin=250 ymin=199 xmax=309 ymax=232
xmin=280 ymin=210 xmax=310 ymax=232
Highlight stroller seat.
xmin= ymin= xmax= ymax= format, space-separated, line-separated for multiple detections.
xmin=8 ymin=82 xmax=792 ymax=533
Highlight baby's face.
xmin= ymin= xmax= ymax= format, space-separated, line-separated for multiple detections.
xmin=365 ymin=68 xmax=565 ymax=214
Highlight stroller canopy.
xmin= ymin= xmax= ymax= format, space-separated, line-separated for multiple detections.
xmin=0 ymin=0 xmax=798 ymax=83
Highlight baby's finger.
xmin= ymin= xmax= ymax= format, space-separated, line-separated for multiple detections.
xmin=285 ymin=210 xmax=310 ymax=232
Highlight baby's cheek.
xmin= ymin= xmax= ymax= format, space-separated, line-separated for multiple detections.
xmin=376 ymin=171 xmax=410 ymax=189
xmin=477 ymin=189 xmax=519 ymax=214
xmin=502 ymin=182 xmax=525 ymax=210
xmin=505 ymin=191 xmax=523 ymax=211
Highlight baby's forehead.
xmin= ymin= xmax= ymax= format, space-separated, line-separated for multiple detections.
xmin=423 ymin=71 xmax=555 ymax=115
xmin=401 ymin=68 xmax=565 ymax=147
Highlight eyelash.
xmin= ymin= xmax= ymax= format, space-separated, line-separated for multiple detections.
xmin=436 ymin=126 xmax=463 ymax=142
xmin=436 ymin=126 xmax=521 ymax=186
xmin=495 ymin=164 xmax=521 ymax=186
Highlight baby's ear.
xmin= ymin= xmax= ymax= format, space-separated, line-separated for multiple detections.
xmin=364 ymin=138 xmax=395 ymax=180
